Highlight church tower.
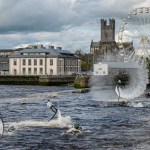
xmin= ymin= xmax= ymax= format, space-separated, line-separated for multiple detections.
xmin=101 ymin=19 xmax=115 ymax=42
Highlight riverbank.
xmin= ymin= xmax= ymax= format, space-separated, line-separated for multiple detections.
xmin=0 ymin=75 xmax=75 ymax=86
xmin=0 ymin=75 xmax=149 ymax=89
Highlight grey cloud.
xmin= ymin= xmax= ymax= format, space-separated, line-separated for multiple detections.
xmin=0 ymin=0 xmax=149 ymax=50
xmin=0 ymin=0 xmax=148 ymax=34
xmin=0 ymin=0 xmax=79 ymax=33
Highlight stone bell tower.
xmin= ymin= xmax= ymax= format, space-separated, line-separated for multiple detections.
xmin=101 ymin=19 xmax=115 ymax=42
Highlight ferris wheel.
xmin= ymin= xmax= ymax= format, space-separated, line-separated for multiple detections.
xmin=118 ymin=7 xmax=150 ymax=64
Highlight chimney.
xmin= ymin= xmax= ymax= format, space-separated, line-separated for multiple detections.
xmin=56 ymin=47 xmax=62 ymax=50
xmin=37 ymin=44 xmax=44 ymax=49
xmin=33 ymin=45 xmax=38 ymax=49
xmin=28 ymin=45 xmax=33 ymax=49
xmin=49 ymin=45 xmax=54 ymax=49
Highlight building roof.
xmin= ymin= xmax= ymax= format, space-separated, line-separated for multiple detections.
xmin=0 ymin=49 xmax=14 ymax=52
xmin=91 ymin=42 xmax=100 ymax=47
xmin=0 ymin=55 xmax=9 ymax=62
xmin=9 ymin=48 xmax=80 ymax=59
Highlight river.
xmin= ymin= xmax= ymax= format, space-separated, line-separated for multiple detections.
xmin=0 ymin=85 xmax=150 ymax=150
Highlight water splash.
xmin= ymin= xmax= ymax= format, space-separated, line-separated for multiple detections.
xmin=115 ymin=66 xmax=149 ymax=100
xmin=56 ymin=109 xmax=72 ymax=127
xmin=129 ymin=102 xmax=144 ymax=108
xmin=90 ymin=61 xmax=149 ymax=101
xmin=6 ymin=110 xmax=72 ymax=135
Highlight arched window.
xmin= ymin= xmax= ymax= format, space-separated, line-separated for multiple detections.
xmin=50 ymin=69 xmax=53 ymax=75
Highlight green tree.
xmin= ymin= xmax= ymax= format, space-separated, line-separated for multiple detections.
xmin=75 ymin=49 xmax=93 ymax=72
xmin=81 ymin=61 xmax=93 ymax=72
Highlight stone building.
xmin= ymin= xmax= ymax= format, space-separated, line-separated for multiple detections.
xmin=90 ymin=19 xmax=133 ymax=63
xmin=101 ymin=19 xmax=115 ymax=42
xmin=0 ymin=49 xmax=14 ymax=75
xmin=9 ymin=46 xmax=81 ymax=76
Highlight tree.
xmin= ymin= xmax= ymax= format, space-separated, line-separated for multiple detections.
xmin=75 ymin=49 xmax=93 ymax=72
xmin=81 ymin=61 xmax=93 ymax=72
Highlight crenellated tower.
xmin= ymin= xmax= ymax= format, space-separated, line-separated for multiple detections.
xmin=101 ymin=19 xmax=115 ymax=42
xmin=90 ymin=18 xmax=133 ymax=63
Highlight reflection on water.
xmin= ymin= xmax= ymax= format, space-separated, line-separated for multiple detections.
xmin=0 ymin=85 xmax=150 ymax=149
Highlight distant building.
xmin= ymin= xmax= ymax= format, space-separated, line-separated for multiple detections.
xmin=94 ymin=61 xmax=140 ymax=75
xmin=0 ymin=49 xmax=14 ymax=55
xmin=0 ymin=49 xmax=14 ymax=75
xmin=94 ymin=63 xmax=108 ymax=76
xmin=9 ymin=46 xmax=81 ymax=76
xmin=90 ymin=19 xmax=133 ymax=63
xmin=15 ymin=44 xmax=46 ymax=51
xmin=0 ymin=56 xmax=9 ymax=75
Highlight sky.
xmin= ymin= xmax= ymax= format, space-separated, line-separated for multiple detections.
xmin=0 ymin=0 xmax=149 ymax=52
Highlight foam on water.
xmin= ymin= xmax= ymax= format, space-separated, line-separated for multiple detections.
xmin=27 ymin=92 xmax=59 ymax=99
xmin=129 ymin=102 xmax=144 ymax=108
xmin=0 ymin=92 xmax=59 ymax=105
xmin=8 ymin=117 xmax=71 ymax=129
xmin=6 ymin=109 xmax=72 ymax=135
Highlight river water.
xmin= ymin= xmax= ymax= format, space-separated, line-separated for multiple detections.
xmin=0 ymin=85 xmax=150 ymax=150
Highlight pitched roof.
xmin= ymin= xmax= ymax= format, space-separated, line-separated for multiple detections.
xmin=91 ymin=42 xmax=100 ymax=47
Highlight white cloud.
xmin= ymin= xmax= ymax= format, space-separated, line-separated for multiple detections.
xmin=0 ymin=0 xmax=149 ymax=52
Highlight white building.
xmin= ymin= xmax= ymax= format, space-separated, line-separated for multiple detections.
xmin=94 ymin=62 xmax=108 ymax=75
xmin=94 ymin=61 xmax=142 ymax=76
xmin=9 ymin=47 xmax=81 ymax=76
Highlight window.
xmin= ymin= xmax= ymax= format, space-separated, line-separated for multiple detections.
xmin=34 ymin=68 xmax=37 ymax=75
xmin=22 ymin=68 xmax=26 ymax=75
xmin=29 ymin=53 xmax=34 ymax=55
xmin=28 ymin=59 xmax=31 ymax=66
xmin=40 ymin=59 xmax=43 ymax=65
xmin=61 ymin=60 xmax=63 ymax=65
xmin=28 ymin=68 xmax=31 ymax=75
xmin=22 ymin=59 xmax=26 ymax=66
xmin=50 ymin=59 xmax=53 ymax=66
xmin=23 ymin=53 xmax=28 ymax=55
xmin=40 ymin=68 xmax=43 ymax=74
xmin=40 ymin=53 xmax=45 ymax=55
xmin=14 ymin=69 xmax=17 ymax=75
xmin=13 ymin=59 xmax=17 ymax=66
xmin=59 ymin=60 xmax=61 ymax=66
xmin=34 ymin=59 xmax=37 ymax=65
xmin=50 ymin=69 xmax=53 ymax=75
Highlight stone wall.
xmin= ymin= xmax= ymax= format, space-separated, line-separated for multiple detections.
xmin=74 ymin=76 xmax=90 ymax=88
xmin=0 ymin=76 xmax=39 ymax=85
xmin=0 ymin=75 xmax=75 ymax=86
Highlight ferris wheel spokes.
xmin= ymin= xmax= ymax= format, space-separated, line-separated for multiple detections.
xmin=119 ymin=7 xmax=150 ymax=62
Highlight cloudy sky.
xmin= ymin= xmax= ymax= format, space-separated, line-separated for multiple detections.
xmin=0 ymin=0 xmax=149 ymax=52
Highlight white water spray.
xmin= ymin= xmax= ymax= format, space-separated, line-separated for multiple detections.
xmin=115 ymin=65 xmax=149 ymax=100
xmin=6 ymin=109 xmax=72 ymax=135
xmin=90 ymin=60 xmax=149 ymax=101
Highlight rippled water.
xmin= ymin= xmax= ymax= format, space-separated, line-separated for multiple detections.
xmin=0 ymin=85 xmax=150 ymax=150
